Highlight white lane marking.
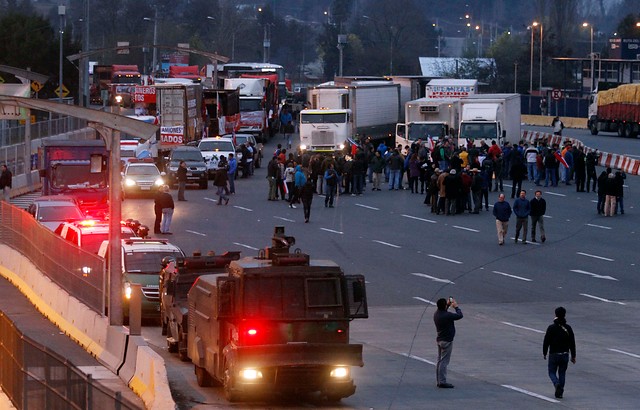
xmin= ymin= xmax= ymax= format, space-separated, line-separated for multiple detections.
xmin=571 ymin=269 xmax=618 ymax=281
xmin=428 ymin=254 xmax=463 ymax=264
xmin=453 ymin=225 xmax=479 ymax=233
xmin=586 ymin=223 xmax=612 ymax=230
xmin=232 ymin=242 xmax=259 ymax=251
xmin=204 ymin=197 xmax=218 ymax=202
xmin=401 ymin=214 xmax=437 ymax=223
xmin=410 ymin=273 xmax=455 ymax=284
xmin=580 ymin=293 xmax=626 ymax=305
xmin=501 ymin=385 xmax=559 ymax=403
xmin=501 ymin=321 xmax=544 ymax=334
xmin=492 ymin=270 xmax=532 ymax=282
xmin=545 ymin=191 xmax=566 ymax=197
xmin=400 ymin=352 xmax=435 ymax=365
xmin=543 ymin=215 xmax=552 ymax=218
xmin=274 ymin=216 xmax=295 ymax=222
xmin=576 ymin=252 xmax=614 ymax=262
xmin=372 ymin=240 xmax=401 ymax=248
xmin=233 ymin=206 xmax=253 ymax=211
xmin=355 ymin=203 xmax=380 ymax=210
xmin=608 ymin=348 xmax=640 ymax=359
xmin=413 ymin=297 xmax=436 ymax=305
xmin=320 ymin=228 xmax=343 ymax=235
xmin=185 ymin=230 xmax=207 ymax=236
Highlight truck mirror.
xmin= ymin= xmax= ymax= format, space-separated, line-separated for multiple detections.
xmin=502 ymin=130 xmax=506 ymax=139
xmin=352 ymin=281 xmax=364 ymax=303
xmin=345 ymin=275 xmax=368 ymax=319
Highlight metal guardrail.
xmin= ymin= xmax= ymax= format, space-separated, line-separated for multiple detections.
xmin=0 ymin=312 xmax=140 ymax=410
xmin=0 ymin=202 xmax=106 ymax=314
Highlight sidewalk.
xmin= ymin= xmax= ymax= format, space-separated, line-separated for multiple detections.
xmin=0 ymin=275 xmax=144 ymax=409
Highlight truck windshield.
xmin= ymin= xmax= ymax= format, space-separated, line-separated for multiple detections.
xmin=112 ymin=76 xmax=142 ymax=85
xmin=408 ymin=123 xmax=445 ymax=140
xmin=172 ymin=151 xmax=204 ymax=162
xmin=198 ymin=141 xmax=235 ymax=152
xmin=459 ymin=123 xmax=498 ymax=140
xmin=125 ymin=250 xmax=184 ymax=273
xmin=300 ymin=113 xmax=347 ymax=124
xmin=239 ymin=99 xmax=262 ymax=112
xmin=52 ymin=165 xmax=107 ymax=189
xmin=243 ymin=276 xmax=343 ymax=319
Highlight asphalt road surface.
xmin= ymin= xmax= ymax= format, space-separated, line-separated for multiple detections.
xmin=119 ymin=128 xmax=640 ymax=409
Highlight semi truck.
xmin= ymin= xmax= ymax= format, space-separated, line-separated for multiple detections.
xmin=457 ymin=94 xmax=521 ymax=147
xmin=160 ymin=252 xmax=241 ymax=361
xmin=89 ymin=64 xmax=142 ymax=106
xmin=587 ymin=83 xmax=640 ymax=138
xmin=224 ymin=77 xmax=271 ymax=142
xmin=395 ymin=98 xmax=460 ymax=148
xmin=38 ymin=139 xmax=109 ymax=217
xmin=300 ymin=80 xmax=401 ymax=153
xmin=187 ymin=227 xmax=368 ymax=402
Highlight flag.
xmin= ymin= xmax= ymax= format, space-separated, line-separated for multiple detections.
xmin=232 ymin=129 xmax=237 ymax=147
xmin=428 ymin=137 xmax=435 ymax=151
xmin=554 ymin=151 xmax=569 ymax=168
xmin=282 ymin=181 xmax=289 ymax=195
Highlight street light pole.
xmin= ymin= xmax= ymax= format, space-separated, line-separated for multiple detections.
xmin=529 ymin=24 xmax=534 ymax=113
xmin=582 ymin=22 xmax=594 ymax=93
xmin=539 ymin=23 xmax=543 ymax=93
xmin=143 ymin=12 xmax=158 ymax=77
xmin=58 ymin=5 xmax=65 ymax=103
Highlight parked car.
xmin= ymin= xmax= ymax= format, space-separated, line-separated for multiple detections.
xmin=225 ymin=133 xmax=263 ymax=168
xmin=165 ymin=146 xmax=208 ymax=189
xmin=121 ymin=160 xmax=165 ymax=198
xmin=27 ymin=195 xmax=85 ymax=231
xmin=54 ymin=220 xmax=138 ymax=254
xmin=198 ymin=136 xmax=236 ymax=179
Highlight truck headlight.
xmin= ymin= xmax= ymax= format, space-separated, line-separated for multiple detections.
xmin=124 ymin=282 xmax=132 ymax=300
xmin=168 ymin=166 xmax=178 ymax=172
xmin=239 ymin=369 xmax=263 ymax=380
xmin=300 ymin=144 xmax=307 ymax=151
xmin=339 ymin=143 xmax=345 ymax=150
xmin=196 ymin=166 xmax=206 ymax=171
xmin=330 ymin=366 xmax=349 ymax=379
xmin=154 ymin=177 xmax=164 ymax=186
xmin=124 ymin=178 xmax=136 ymax=187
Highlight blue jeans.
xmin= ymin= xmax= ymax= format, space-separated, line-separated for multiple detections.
xmin=388 ymin=169 xmax=401 ymax=189
xmin=527 ymin=162 xmax=537 ymax=181
xmin=161 ymin=208 xmax=173 ymax=233
xmin=545 ymin=167 xmax=557 ymax=187
xmin=548 ymin=353 xmax=569 ymax=388
xmin=228 ymin=172 xmax=235 ymax=194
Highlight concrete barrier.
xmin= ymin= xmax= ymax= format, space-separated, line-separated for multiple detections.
xmin=0 ymin=244 xmax=176 ymax=409
xmin=522 ymin=114 xmax=587 ymax=129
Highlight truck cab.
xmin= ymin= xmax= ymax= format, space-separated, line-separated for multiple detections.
xmin=187 ymin=227 xmax=368 ymax=402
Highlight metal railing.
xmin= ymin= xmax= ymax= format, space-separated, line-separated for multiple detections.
xmin=0 ymin=202 xmax=106 ymax=314
xmin=0 ymin=312 xmax=140 ymax=410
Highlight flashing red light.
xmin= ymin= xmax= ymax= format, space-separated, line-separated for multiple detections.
xmin=247 ymin=328 xmax=258 ymax=336
xmin=337 ymin=329 xmax=344 ymax=333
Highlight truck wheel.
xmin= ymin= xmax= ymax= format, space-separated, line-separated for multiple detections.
xmin=617 ymin=124 xmax=627 ymax=138
xmin=178 ymin=331 xmax=189 ymax=362
xmin=224 ymin=364 xmax=241 ymax=402
xmin=326 ymin=394 xmax=343 ymax=403
xmin=625 ymin=123 xmax=635 ymax=138
xmin=195 ymin=366 xmax=213 ymax=387
xmin=199 ymin=181 xmax=208 ymax=189
xmin=589 ymin=123 xmax=598 ymax=135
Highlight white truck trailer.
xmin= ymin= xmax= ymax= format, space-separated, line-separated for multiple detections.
xmin=457 ymin=94 xmax=521 ymax=147
xmin=395 ymin=79 xmax=476 ymax=148
xmin=224 ymin=77 xmax=268 ymax=141
xmin=300 ymin=80 xmax=401 ymax=153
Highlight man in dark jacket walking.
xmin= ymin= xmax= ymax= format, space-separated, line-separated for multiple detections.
xmin=176 ymin=161 xmax=188 ymax=201
xmin=434 ymin=297 xmax=463 ymax=388
xmin=530 ymin=190 xmax=546 ymax=243
xmin=300 ymin=180 xmax=314 ymax=223
xmin=543 ymin=306 xmax=576 ymax=399
xmin=493 ymin=193 xmax=512 ymax=245
xmin=513 ymin=190 xmax=531 ymax=244
xmin=0 ymin=164 xmax=12 ymax=202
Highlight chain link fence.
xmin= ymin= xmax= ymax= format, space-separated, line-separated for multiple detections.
xmin=0 ymin=312 xmax=140 ymax=409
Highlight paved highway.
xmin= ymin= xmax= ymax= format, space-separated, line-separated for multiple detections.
xmin=114 ymin=126 xmax=640 ymax=409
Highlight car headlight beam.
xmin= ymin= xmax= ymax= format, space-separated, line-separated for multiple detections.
xmin=330 ymin=366 xmax=349 ymax=378
xmin=124 ymin=178 xmax=136 ymax=186
xmin=239 ymin=369 xmax=262 ymax=380
xmin=154 ymin=178 xmax=164 ymax=186
xmin=124 ymin=282 xmax=132 ymax=300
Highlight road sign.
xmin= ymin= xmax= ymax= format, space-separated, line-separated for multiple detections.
xmin=31 ymin=81 xmax=43 ymax=92
xmin=551 ymin=88 xmax=562 ymax=101
xmin=55 ymin=84 xmax=70 ymax=98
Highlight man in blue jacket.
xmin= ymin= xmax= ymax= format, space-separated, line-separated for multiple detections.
xmin=513 ymin=190 xmax=531 ymax=244
xmin=493 ymin=193 xmax=512 ymax=245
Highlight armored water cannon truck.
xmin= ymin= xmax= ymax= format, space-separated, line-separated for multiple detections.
xmin=187 ymin=227 xmax=368 ymax=402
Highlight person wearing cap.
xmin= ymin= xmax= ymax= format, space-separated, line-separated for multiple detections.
xmin=543 ymin=306 xmax=576 ymax=399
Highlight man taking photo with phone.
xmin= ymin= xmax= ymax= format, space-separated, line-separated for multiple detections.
xmin=434 ymin=297 xmax=463 ymax=388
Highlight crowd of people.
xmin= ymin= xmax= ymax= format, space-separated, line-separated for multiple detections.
xmin=262 ymin=134 xmax=626 ymax=221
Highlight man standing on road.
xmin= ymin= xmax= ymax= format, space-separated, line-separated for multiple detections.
xmin=177 ymin=161 xmax=188 ymax=201
xmin=530 ymin=190 xmax=546 ymax=243
xmin=153 ymin=188 xmax=163 ymax=234
xmin=158 ymin=185 xmax=175 ymax=234
xmin=0 ymin=164 xmax=12 ymax=202
xmin=513 ymin=190 xmax=531 ymax=244
xmin=543 ymin=306 xmax=576 ymax=399
xmin=493 ymin=193 xmax=512 ymax=245
xmin=434 ymin=297 xmax=463 ymax=389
